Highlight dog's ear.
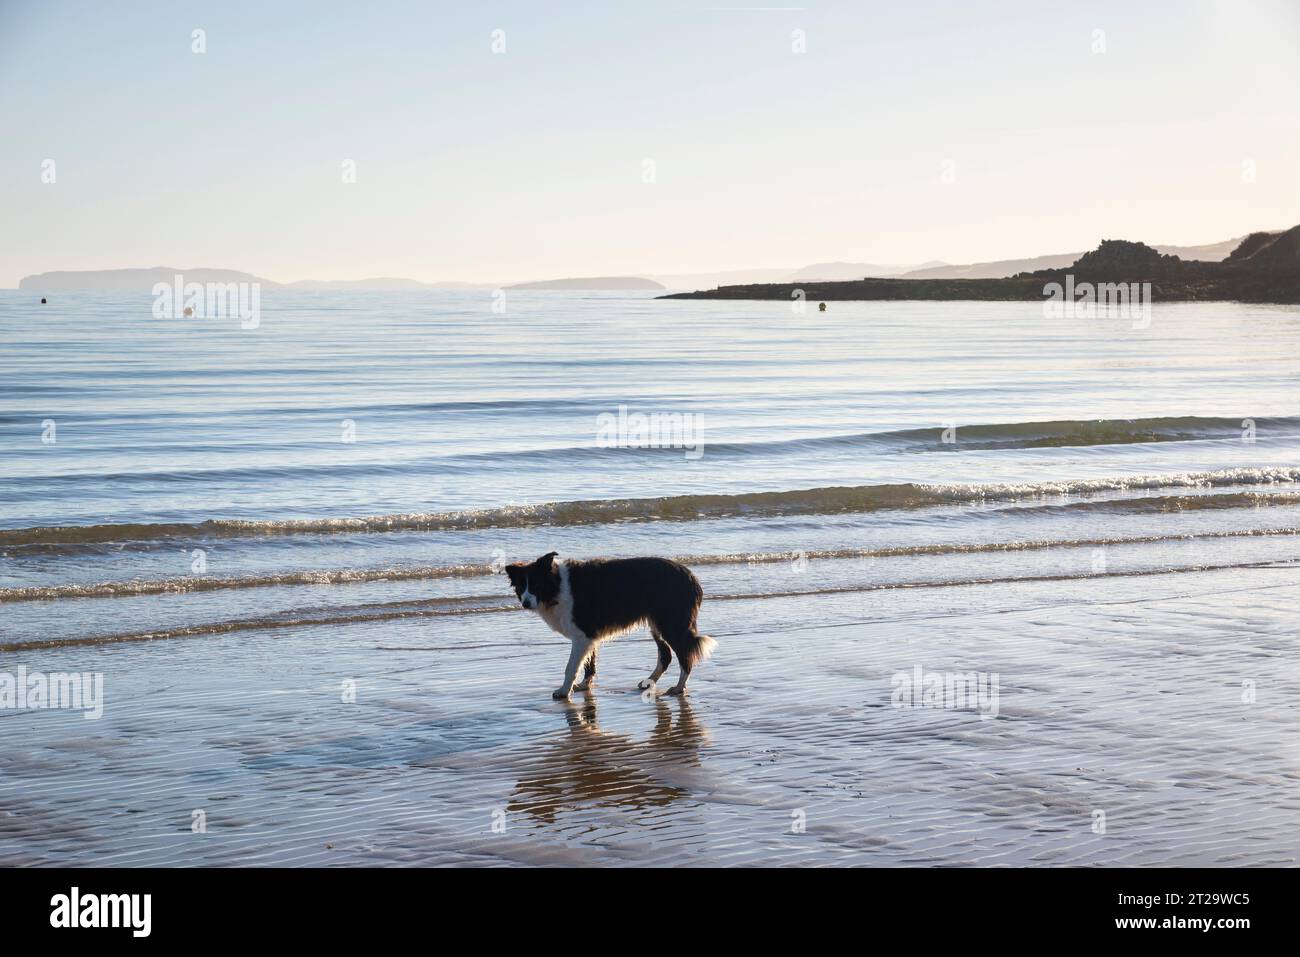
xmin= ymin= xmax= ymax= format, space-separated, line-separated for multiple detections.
xmin=537 ymin=551 xmax=559 ymax=569
xmin=504 ymin=562 xmax=525 ymax=583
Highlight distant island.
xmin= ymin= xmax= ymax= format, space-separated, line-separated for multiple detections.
xmin=17 ymin=268 xmax=491 ymax=292
xmin=660 ymin=227 xmax=1300 ymax=304
xmin=19 ymin=268 xmax=278 ymax=291
xmin=16 ymin=269 xmax=666 ymax=293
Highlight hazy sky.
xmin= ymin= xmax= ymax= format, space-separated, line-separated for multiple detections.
xmin=2 ymin=0 xmax=1297 ymax=286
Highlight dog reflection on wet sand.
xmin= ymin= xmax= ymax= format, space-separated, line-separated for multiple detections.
xmin=508 ymin=697 xmax=709 ymax=825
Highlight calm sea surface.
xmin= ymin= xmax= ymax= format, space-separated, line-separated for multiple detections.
xmin=3 ymin=290 xmax=1300 ymax=643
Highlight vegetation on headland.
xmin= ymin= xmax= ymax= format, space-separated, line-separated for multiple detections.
xmin=659 ymin=226 xmax=1300 ymax=304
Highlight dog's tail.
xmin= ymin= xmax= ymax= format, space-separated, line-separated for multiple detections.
xmin=684 ymin=632 xmax=718 ymax=667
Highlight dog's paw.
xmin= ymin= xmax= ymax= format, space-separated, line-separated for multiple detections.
xmin=636 ymin=678 xmax=656 ymax=691
xmin=664 ymin=686 xmax=686 ymax=697
xmin=572 ymin=681 xmax=592 ymax=692
xmin=551 ymin=688 xmax=571 ymax=700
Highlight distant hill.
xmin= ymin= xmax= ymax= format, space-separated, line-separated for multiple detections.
xmin=284 ymin=278 xmax=491 ymax=290
xmin=286 ymin=277 xmax=426 ymax=290
xmin=902 ymin=254 xmax=1080 ymax=280
xmin=1158 ymin=237 xmax=1252 ymax=261
xmin=651 ymin=261 xmax=943 ymax=289
xmin=507 ymin=276 xmax=665 ymax=290
xmin=650 ymin=268 xmax=793 ymax=289
xmin=19 ymin=267 xmax=278 ymax=291
xmin=787 ymin=260 xmax=947 ymax=282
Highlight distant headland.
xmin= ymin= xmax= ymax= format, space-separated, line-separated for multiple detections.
xmin=660 ymin=226 xmax=1300 ymax=304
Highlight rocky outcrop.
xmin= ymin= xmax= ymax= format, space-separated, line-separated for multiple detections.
xmin=1226 ymin=231 xmax=1281 ymax=262
xmin=1064 ymin=240 xmax=1185 ymax=279
xmin=1233 ymin=226 xmax=1300 ymax=272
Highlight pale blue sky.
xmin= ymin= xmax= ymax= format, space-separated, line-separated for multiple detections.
xmin=1 ymin=0 xmax=1297 ymax=285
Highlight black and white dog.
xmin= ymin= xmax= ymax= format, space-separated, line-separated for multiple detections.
xmin=505 ymin=552 xmax=717 ymax=699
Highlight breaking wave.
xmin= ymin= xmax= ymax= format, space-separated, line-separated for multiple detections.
xmin=4 ymin=466 xmax=1300 ymax=549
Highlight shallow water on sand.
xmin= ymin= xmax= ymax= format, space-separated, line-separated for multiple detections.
xmin=2 ymin=292 xmax=1299 ymax=865
xmin=4 ymin=564 xmax=1299 ymax=866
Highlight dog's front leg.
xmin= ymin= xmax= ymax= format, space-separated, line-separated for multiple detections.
xmin=553 ymin=636 xmax=594 ymax=699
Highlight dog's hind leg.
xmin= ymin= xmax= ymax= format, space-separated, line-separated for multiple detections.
xmin=662 ymin=629 xmax=704 ymax=696
xmin=573 ymin=645 xmax=597 ymax=692
xmin=666 ymin=656 xmax=692 ymax=696
xmin=638 ymin=631 xmax=673 ymax=691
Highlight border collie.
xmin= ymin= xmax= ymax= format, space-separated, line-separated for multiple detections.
xmin=505 ymin=552 xmax=717 ymax=699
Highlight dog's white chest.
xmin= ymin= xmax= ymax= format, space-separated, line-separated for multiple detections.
xmin=533 ymin=561 xmax=586 ymax=641
xmin=536 ymin=602 xmax=574 ymax=637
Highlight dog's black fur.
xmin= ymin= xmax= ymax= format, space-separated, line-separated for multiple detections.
xmin=505 ymin=552 xmax=716 ymax=697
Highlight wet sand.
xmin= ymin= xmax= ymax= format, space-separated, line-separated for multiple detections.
xmin=3 ymin=560 xmax=1299 ymax=867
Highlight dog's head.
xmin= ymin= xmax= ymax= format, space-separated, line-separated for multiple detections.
xmin=504 ymin=551 xmax=560 ymax=610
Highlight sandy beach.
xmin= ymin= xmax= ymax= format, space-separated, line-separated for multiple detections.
xmin=5 ymin=555 xmax=1298 ymax=867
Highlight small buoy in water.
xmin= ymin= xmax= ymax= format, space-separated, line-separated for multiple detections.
xmin=818 ymin=302 xmax=827 ymax=312
xmin=183 ymin=306 xmax=194 ymax=317
xmin=40 ymin=298 xmax=47 ymax=304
